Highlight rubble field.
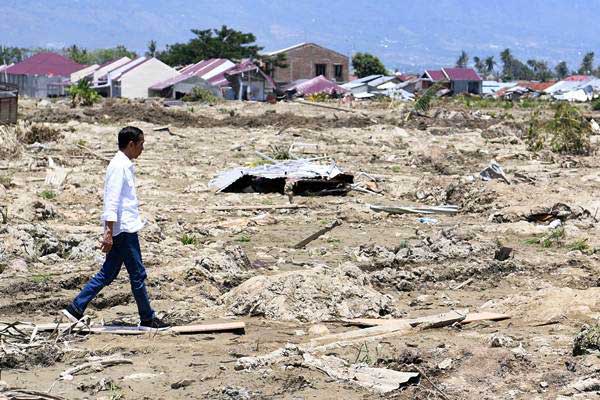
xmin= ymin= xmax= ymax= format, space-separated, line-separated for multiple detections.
xmin=2 ymin=98 xmax=600 ymax=399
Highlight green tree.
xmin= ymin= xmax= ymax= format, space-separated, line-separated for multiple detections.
xmin=578 ymin=52 xmax=595 ymax=75
xmin=527 ymin=59 xmax=554 ymax=82
xmin=473 ymin=56 xmax=485 ymax=75
xmin=146 ymin=40 xmax=157 ymax=57
xmin=484 ymin=56 xmax=496 ymax=75
xmin=456 ymin=50 xmax=469 ymax=68
xmin=555 ymin=61 xmax=569 ymax=80
xmin=66 ymin=45 xmax=91 ymax=64
xmin=158 ymin=25 xmax=263 ymax=66
xmin=0 ymin=45 xmax=26 ymax=64
xmin=500 ymin=48 xmax=535 ymax=81
xmin=351 ymin=52 xmax=387 ymax=78
xmin=92 ymin=45 xmax=137 ymax=64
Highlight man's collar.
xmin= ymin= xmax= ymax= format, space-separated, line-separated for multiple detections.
xmin=116 ymin=150 xmax=133 ymax=167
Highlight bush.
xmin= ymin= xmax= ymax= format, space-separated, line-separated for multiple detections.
xmin=182 ymin=87 xmax=220 ymax=104
xmin=525 ymin=103 xmax=592 ymax=155
xmin=592 ymin=97 xmax=600 ymax=111
xmin=68 ymin=80 xmax=100 ymax=107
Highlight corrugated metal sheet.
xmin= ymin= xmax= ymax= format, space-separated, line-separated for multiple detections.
xmin=209 ymin=159 xmax=347 ymax=192
xmin=285 ymin=76 xmax=347 ymax=96
xmin=564 ymin=75 xmax=593 ymax=82
xmin=424 ymin=70 xmax=445 ymax=81
xmin=5 ymin=52 xmax=85 ymax=77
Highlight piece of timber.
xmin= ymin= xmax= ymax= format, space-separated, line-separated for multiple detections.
xmin=342 ymin=312 xmax=510 ymax=328
xmin=209 ymin=204 xmax=308 ymax=211
xmin=1 ymin=321 xmax=245 ymax=335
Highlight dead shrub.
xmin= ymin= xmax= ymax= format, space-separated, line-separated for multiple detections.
xmin=16 ymin=122 xmax=62 ymax=144
xmin=0 ymin=125 xmax=23 ymax=160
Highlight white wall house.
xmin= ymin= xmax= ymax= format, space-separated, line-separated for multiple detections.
xmin=114 ymin=58 xmax=179 ymax=99
xmin=70 ymin=64 xmax=99 ymax=83
xmin=92 ymin=57 xmax=132 ymax=84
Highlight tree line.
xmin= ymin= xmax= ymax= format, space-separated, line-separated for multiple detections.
xmin=456 ymin=49 xmax=600 ymax=81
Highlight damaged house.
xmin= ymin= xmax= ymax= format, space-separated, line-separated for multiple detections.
xmin=265 ymin=43 xmax=349 ymax=86
xmin=224 ymin=60 xmax=276 ymax=101
xmin=421 ymin=67 xmax=482 ymax=95
xmin=0 ymin=82 xmax=18 ymax=124
xmin=209 ymin=159 xmax=354 ymax=197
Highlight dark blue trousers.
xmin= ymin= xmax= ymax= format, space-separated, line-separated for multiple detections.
xmin=71 ymin=232 xmax=154 ymax=321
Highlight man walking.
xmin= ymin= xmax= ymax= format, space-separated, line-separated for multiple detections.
xmin=63 ymin=126 xmax=168 ymax=330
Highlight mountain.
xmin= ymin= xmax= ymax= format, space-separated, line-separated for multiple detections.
xmin=3 ymin=0 xmax=599 ymax=72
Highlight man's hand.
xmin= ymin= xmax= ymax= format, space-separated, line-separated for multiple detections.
xmin=101 ymin=224 xmax=113 ymax=253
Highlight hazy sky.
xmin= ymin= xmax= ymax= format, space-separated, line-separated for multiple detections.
xmin=4 ymin=0 xmax=600 ymax=71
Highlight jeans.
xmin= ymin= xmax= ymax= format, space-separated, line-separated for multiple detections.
xmin=71 ymin=232 xmax=155 ymax=321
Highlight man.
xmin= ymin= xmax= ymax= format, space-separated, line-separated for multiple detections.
xmin=62 ymin=126 xmax=168 ymax=330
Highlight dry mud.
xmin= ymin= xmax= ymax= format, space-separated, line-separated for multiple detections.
xmin=2 ymin=98 xmax=600 ymax=399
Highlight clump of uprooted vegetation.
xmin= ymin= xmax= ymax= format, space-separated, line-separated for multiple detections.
xmin=525 ymin=103 xmax=592 ymax=155
xmin=573 ymin=323 xmax=600 ymax=355
xmin=182 ymin=87 xmax=221 ymax=105
xmin=0 ymin=121 xmax=62 ymax=160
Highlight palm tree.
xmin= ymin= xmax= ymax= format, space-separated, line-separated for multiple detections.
xmin=456 ymin=50 xmax=469 ymax=68
xmin=484 ymin=56 xmax=496 ymax=75
xmin=473 ymin=56 xmax=485 ymax=74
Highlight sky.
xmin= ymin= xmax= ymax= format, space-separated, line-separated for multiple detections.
xmin=3 ymin=0 xmax=600 ymax=72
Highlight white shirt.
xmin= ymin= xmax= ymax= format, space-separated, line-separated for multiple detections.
xmin=101 ymin=151 xmax=144 ymax=236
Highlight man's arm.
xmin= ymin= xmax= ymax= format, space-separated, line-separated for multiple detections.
xmin=101 ymin=167 xmax=124 ymax=253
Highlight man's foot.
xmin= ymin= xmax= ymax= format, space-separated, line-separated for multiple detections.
xmin=139 ymin=316 xmax=170 ymax=331
xmin=61 ymin=304 xmax=83 ymax=323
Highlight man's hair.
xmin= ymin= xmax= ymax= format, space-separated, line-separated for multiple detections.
xmin=118 ymin=126 xmax=144 ymax=150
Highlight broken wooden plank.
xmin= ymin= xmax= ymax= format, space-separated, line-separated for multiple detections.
xmin=209 ymin=204 xmax=308 ymax=212
xmin=306 ymin=321 xmax=412 ymax=348
xmin=294 ymin=99 xmax=354 ymax=113
xmin=370 ymin=204 xmax=459 ymax=215
xmin=342 ymin=311 xmax=509 ymax=328
xmin=294 ymin=220 xmax=342 ymax=249
xmin=1 ymin=321 xmax=246 ymax=335
xmin=76 ymin=144 xmax=111 ymax=162
xmin=60 ymin=357 xmax=132 ymax=380
xmin=461 ymin=312 xmax=511 ymax=324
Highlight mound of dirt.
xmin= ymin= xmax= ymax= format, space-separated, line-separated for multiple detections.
xmin=27 ymin=100 xmax=380 ymax=129
xmin=184 ymin=246 xmax=254 ymax=291
xmin=220 ymin=264 xmax=392 ymax=322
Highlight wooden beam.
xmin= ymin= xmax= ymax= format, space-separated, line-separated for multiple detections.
xmin=1 ymin=321 xmax=246 ymax=335
xmin=209 ymin=204 xmax=308 ymax=211
xmin=293 ymin=220 xmax=342 ymax=249
xmin=341 ymin=311 xmax=509 ymax=328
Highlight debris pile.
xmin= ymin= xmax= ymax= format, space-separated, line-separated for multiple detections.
xmin=220 ymin=264 xmax=393 ymax=322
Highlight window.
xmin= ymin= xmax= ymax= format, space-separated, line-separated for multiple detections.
xmin=315 ymin=64 xmax=327 ymax=77
xmin=334 ymin=64 xmax=343 ymax=80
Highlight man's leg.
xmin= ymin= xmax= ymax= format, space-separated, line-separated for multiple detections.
xmin=121 ymin=232 xmax=155 ymax=322
xmin=69 ymin=234 xmax=124 ymax=316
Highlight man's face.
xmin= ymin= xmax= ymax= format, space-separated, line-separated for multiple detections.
xmin=131 ymin=134 xmax=144 ymax=159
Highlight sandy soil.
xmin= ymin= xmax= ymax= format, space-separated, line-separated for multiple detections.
xmin=1 ymin=97 xmax=600 ymax=399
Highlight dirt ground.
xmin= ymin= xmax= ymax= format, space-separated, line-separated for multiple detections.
xmin=2 ymin=97 xmax=600 ymax=399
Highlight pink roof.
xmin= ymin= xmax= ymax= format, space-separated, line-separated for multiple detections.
xmin=442 ymin=67 xmax=481 ymax=81
xmin=5 ymin=52 xmax=85 ymax=76
xmin=286 ymin=75 xmax=347 ymax=96
xmin=225 ymin=60 xmax=276 ymax=88
xmin=425 ymin=70 xmax=446 ymax=81
xmin=564 ymin=75 xmax=592 ymax=82
xmin=150 ymin=73 xmax=196 ymax=91
xmin=182 ymin=59 xmax=229 ymax=76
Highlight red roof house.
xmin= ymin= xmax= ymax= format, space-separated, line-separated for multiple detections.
xmin=5 ymin=52 xmax=85 ymax=77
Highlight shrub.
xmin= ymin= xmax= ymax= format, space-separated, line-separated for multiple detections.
xmin=182 ymin=87 xmax=220 ymax=104
xmin=69 ymin=80 xmax=100 ymax=107
xmin=592 ymin=97 xmax=600 ymax=111
xmin=525 ymin=104 xmax=592 ymax=155
xmin=40 ymin=190 xmax=56 ymax=200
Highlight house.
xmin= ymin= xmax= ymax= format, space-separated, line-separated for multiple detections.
xmin=70 ymin=64 xmax=100 ymax=83
xmin=421 ymin=67 xmax=482 ymax=94
xmin=110 ymin=57 xmax=179 ymax=99
xmin=0 ymin=82 xmax=18 ymax=124
xmin=264 ymin=43 xmax=349 ymax=85
xmin=0 ymin=52 xmax=86 ymax=97
xmin=224 ymin=60 xmax=276 ymax=101
xmin=91 ymin=57 xmax=132 ymax=86
xmin=149 ymin=59 xmax=235 ymax=98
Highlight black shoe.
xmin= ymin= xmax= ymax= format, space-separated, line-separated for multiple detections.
xmin=139 ymin=316 xmax=170 ymax=331
xmin=62 ymin=304 xmax=83 ymax=323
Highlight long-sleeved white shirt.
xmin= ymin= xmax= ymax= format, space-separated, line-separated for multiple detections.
xmin=101 ymin=151 xmax=144 ymax=236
